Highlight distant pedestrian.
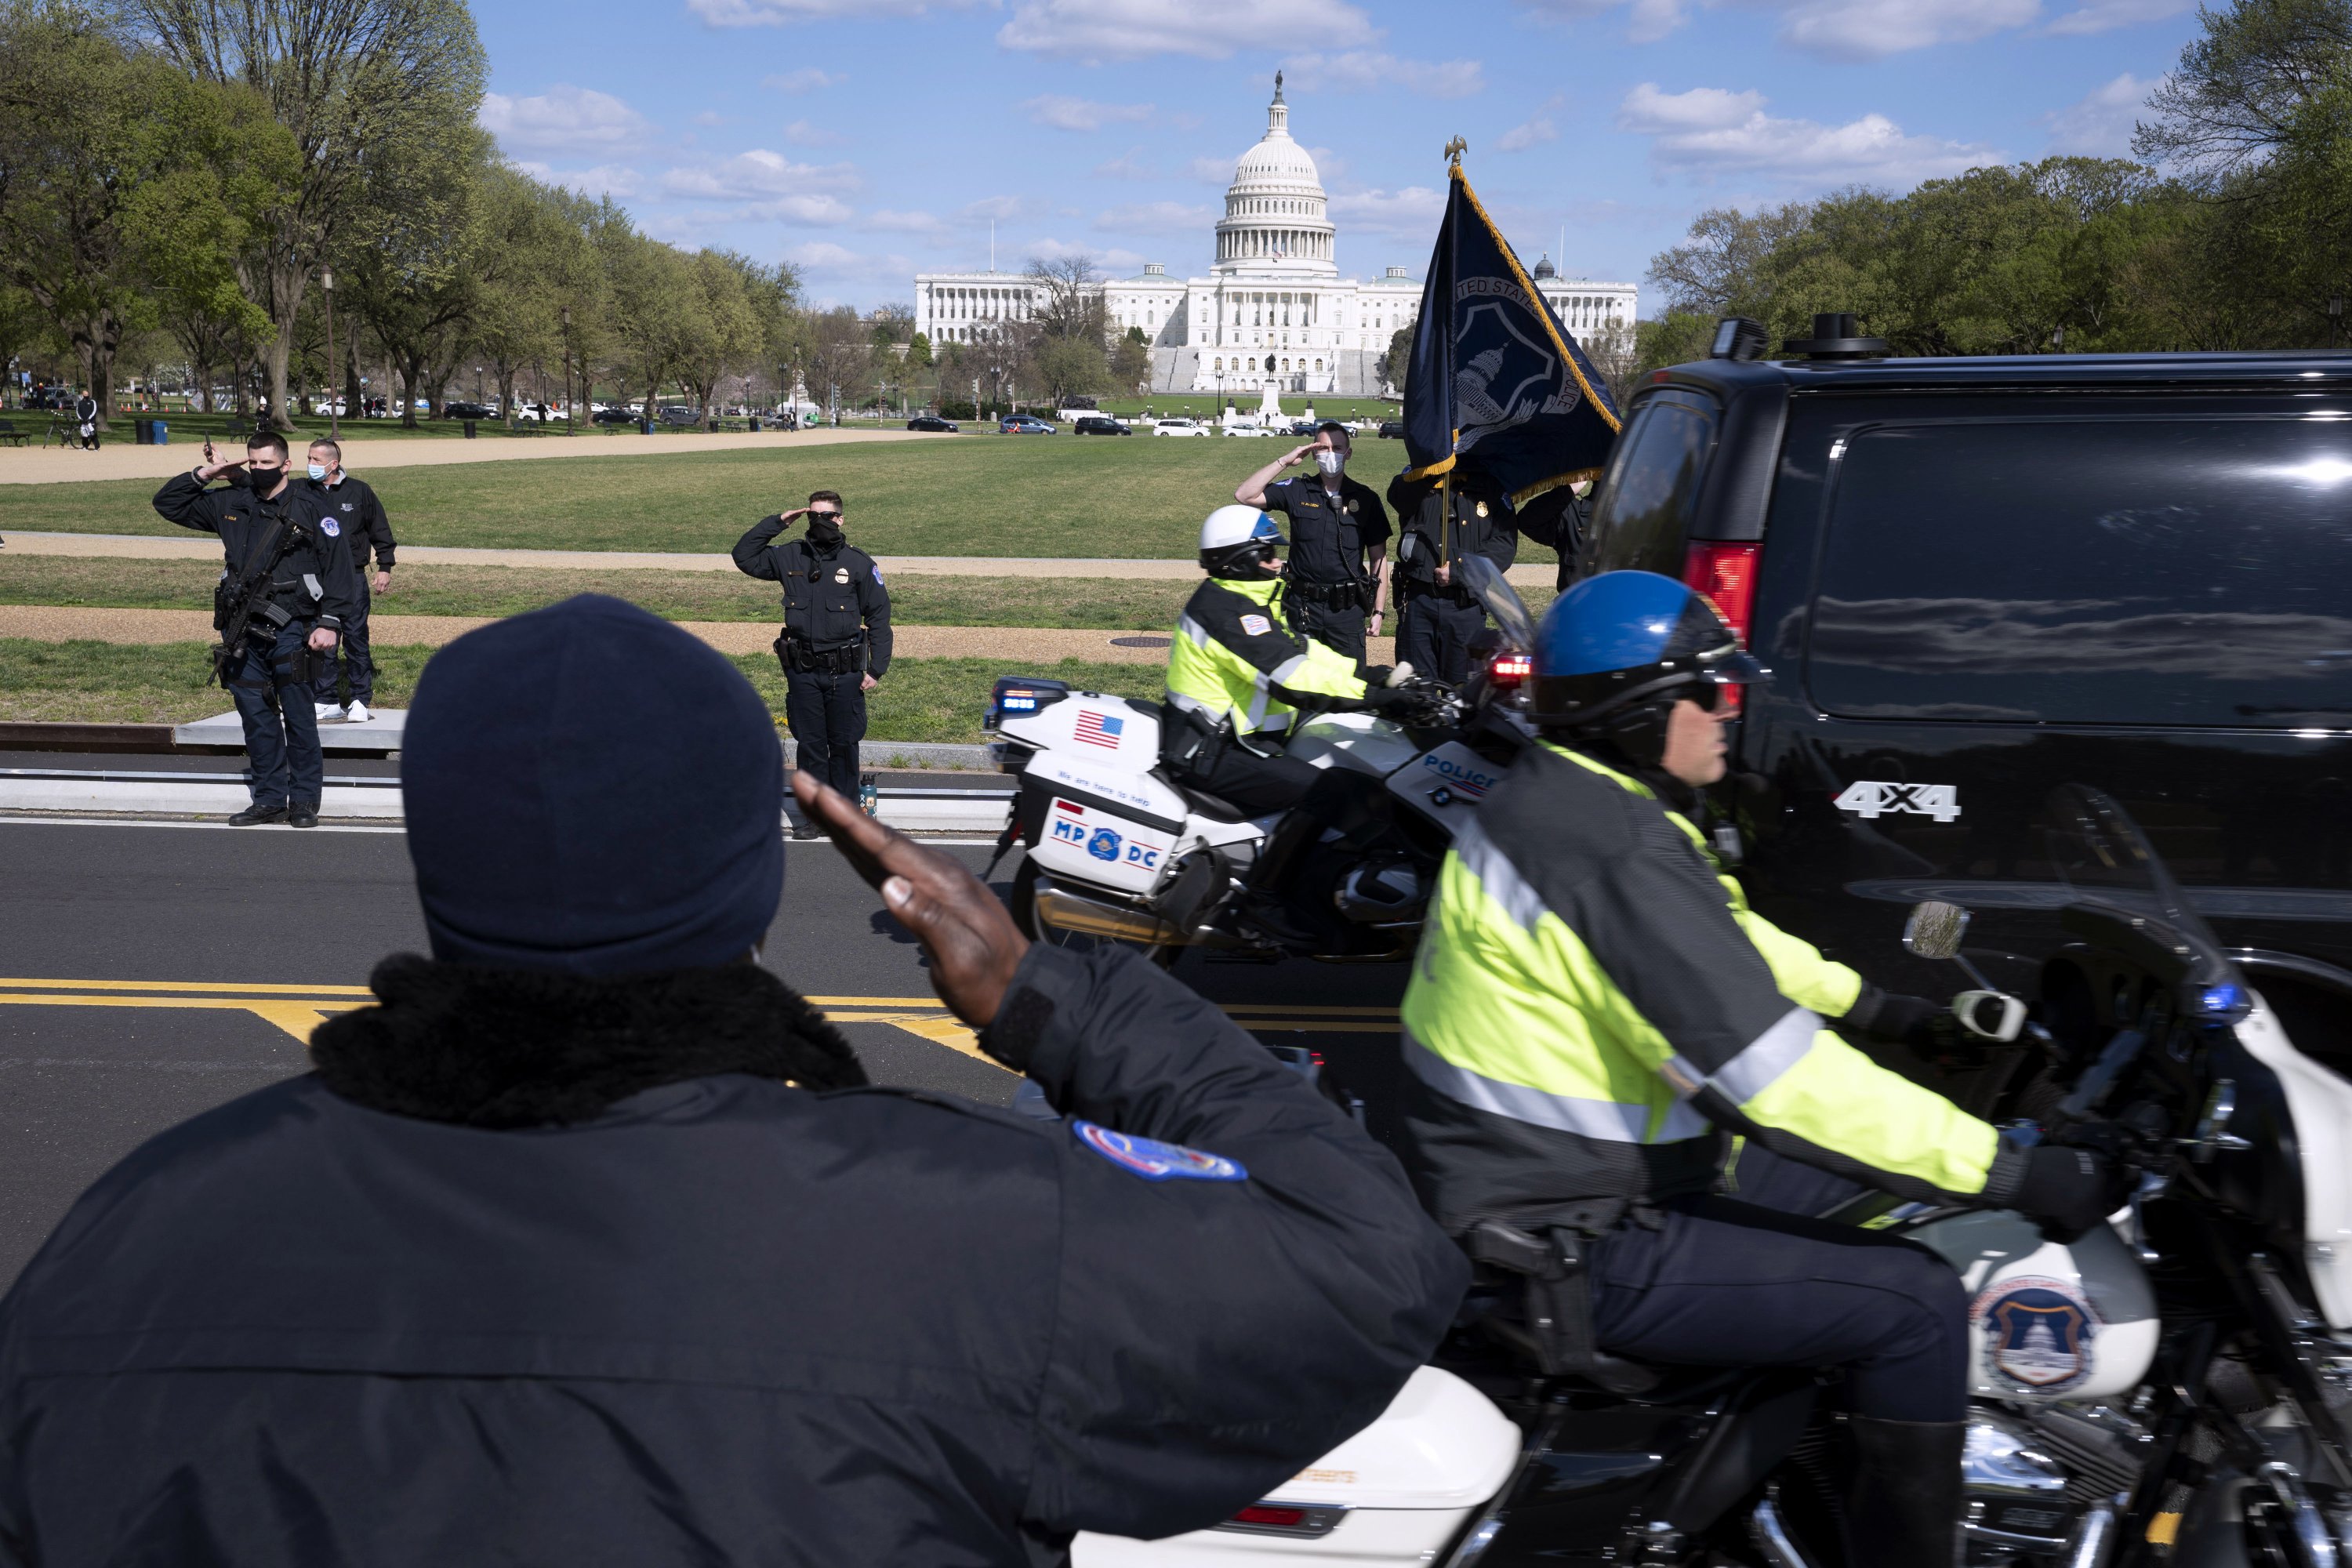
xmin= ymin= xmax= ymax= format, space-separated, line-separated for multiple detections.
xmin=733 ymin=490 xmax=892 ymax=836
xmin=74 ymin=392 xmax=98 ymax=451
xmin=303 ymin=439 xmax=396 ymax=724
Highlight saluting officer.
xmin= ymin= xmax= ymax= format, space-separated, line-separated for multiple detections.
xmin=732 ymin=489 xmax=892 ymax=837
xmin=303 ymin=439 xmax=396 ymax=724
xmin=1385 ymin=466 xmax=1518 ymax=684
xmin=1234 ymin=420 xmax=1391 ymax=666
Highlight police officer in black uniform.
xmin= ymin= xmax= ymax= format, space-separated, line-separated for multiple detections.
xmin=153 ymin=433 xmax=361 ymax=828
xmin=303 ymin=438 xmax=396 ymax=723
xmin=1234 ymin=421 xmax=1391 ymax=666
xmin=1385 ymin=466 xmax=1518 ymax=684
xmin=733 ymin=488 xmax=892 ymax=836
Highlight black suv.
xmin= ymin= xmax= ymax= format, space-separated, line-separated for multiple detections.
xmin=1580 ymin=332 xmax=2352 ymax=1032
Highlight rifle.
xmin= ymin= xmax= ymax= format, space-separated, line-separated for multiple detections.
xmin=208 ymin=509 xmax=298 ymax=691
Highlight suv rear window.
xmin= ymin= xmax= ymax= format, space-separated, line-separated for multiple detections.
xmin=1584 ymin=389 xmax=1719 ymax=575
xmin=1807 ymin=416 xmax=2352 ymax=728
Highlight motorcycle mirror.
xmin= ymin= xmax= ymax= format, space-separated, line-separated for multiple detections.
xmin=1953 ymin=989 xmax=2027 ymax=1044
xmin=1904 ymin=901 xmax=1971 ymax=961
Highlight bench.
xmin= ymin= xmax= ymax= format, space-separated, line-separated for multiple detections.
xmin=0 ymin=419 xmax=22 ymax=448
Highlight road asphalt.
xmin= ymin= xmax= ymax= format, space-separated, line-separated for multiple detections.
xmin=0 ymin=814 xmax=1411 ymax=1289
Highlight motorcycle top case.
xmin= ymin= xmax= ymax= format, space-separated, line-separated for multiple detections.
xmin=1075 ymin=1367 xmax=1521 ymax=1566
xmin=997 ymin=689 xmax=1162 ymax=769
xmin=1018 ymin=748 xmax=1190 ymax=899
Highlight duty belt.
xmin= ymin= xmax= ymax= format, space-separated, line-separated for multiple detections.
xmin=776 ymin=635 xmax=863 ymax=675
xmin=1405 ymin=579 xmax=1480 ymax=608
xmin=1290 ymin=579 xmax=1367 ymax=611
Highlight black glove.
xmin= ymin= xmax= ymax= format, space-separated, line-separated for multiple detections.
xmin=1846 ymin=989 xmax=1943 ymax=1044
xmin=2007 ymin=1143 xmax=2132 ymax=1240
xmin=1361 ymin=664 xmax=1396 ymax=687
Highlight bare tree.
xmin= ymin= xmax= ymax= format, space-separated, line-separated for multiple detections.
xmin=128 ymin=0 xmax=485 ymax=432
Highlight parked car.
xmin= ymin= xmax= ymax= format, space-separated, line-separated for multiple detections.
xmin=1222 ymin=423 xmax=1272 ymax=437
xmin=1151 ymin=418 xmax=1209 ymax=437
xmin=1375 ymin=419 xmax=1406 ymax=439
xmin=590 ymin=407 xmax=637 ymax=426
xmin=1000 ymin=414 xmax=1057 ymax=434
xmin=1073 ymin=416 xmax=1131 ymax=436
xmin=906 ymin=415 xmax=959 ymax=432
xmin=1579 ymin=313 xmax=2352 ymax=1023
xmin=658 ymin=406 xmax=699 ymax=426
xmin=439 ymin=401 xmax=495 ymax=420
xmin=1287 ymin=419 xmax=1320 ymax=437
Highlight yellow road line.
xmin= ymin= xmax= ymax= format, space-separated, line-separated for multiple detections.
xmin=0 ymin=978 xmax=373 ymax=996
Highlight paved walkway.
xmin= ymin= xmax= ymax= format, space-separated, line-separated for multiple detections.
xmin=0 ymin=426 xmax=942 ymax=487
xmin=0 ymin=604 xmax=1337 ymax=666
xmin=1 ymin=532 xmax=1552 ymax=586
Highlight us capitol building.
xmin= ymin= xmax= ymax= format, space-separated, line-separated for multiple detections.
xmin=912 ymin=78 xmax=1638 ymax=400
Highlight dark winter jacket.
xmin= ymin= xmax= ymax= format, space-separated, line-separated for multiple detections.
xmin=0 ymin=945 xmax=1465 ymax=1566
xmin=152 ymin=470 xmax=362 ymax=633
xmin=306 ymin=473 xmax=395 ymax=572
xmin=732 ymin=517 xmax=894 ymax=675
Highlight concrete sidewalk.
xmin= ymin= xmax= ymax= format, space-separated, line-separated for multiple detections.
xmin=0 ymin=604 xmax=1261 ymax=665
xmin=1 ymin=532 xmax=1553 ymax=586
xmin=0 ymin=426 xmax=943 ymax=486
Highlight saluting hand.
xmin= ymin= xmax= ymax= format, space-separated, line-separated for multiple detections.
xmin=793 ymin=772 xmax=1027 ymax=1028
xmin=1287 ymin=443 xmax=1316 ymax=466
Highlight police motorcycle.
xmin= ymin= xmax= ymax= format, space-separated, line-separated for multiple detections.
xmin=1073 ymin=786 xmax=2352 ymax=1567
xmin=980 ymin=555 xmax=1538 ymax=964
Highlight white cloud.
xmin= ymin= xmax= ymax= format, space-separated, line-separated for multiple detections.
xmin=477 ymin=85 xmax=651 ymax=153
xmin=763 ymin=67 xmax=843 ymax=93
xmin=1185 ymin=154 xmax=1236 ymax=183
xmin=2045 ymin=0 xmax=2188 ymax=31
xmin=960 ymin=194 xmax=1040 ymax=221
xmin=1280 ymin=52 xmax=1483 ymax=99
xmin=2044 ymin=73 xmax=2154 ymax=154
xmin=1619 ymin=82 xmax=2001 ymax=183
xmin=1327 ymin=186 xmax=1447 ymax=236
xmin=866 ymin=209 xmax=949 ymax=234
xmin=513 ymin=161 xmax=645 ymax=200
xmin=1024 ymin=96 xmax=1155 ymax=132
xmin=1096 ymin=201 xmax=1218 ymax=233
xmin=999 ymin=0 xmax=1377 ymax=62
xmin=1093 ymin=148 xmax=1158 ymax=180
xmin=695 ymin=0 xmax=973 ymax=21
xmin=663 ymin=150 xmax=859 ymax=198
xmin=1777 ymin=0 xmax=2041 ymax=59
xmin=1498 ymin=95 xmax=1564 ymax=152
xmin=782 ymin=118 xmax=846 ymax=147
xmin=1626 ymin=0 xmax=1688 ymax=40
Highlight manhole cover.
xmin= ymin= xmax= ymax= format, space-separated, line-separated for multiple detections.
xmin=1110 ymin=635 xmax=1172 ymax=648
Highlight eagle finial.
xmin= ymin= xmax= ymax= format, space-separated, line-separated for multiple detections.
xmin=1444 ymin=136 xmax=1468 ymax=167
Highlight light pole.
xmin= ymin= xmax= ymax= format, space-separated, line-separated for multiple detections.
xmin=561 ymin=306 xmax=574 ymax=435
xmin=2330 ymin=296 xmax=2345 ymax=350
xmin=321 ymin=266 xmax=338 ymax=440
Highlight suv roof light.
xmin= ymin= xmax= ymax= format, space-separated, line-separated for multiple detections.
xmin=1710 ymin=317 xmax=1770 ymax=361
xmin=1782 ymin=311 xmax=1889 ymax=361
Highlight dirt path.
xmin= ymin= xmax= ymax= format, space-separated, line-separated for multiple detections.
xmin=0 ymin=427 xmax=942 ymax=487
xmin=0 ymin=604 xmax=1393 ymax=666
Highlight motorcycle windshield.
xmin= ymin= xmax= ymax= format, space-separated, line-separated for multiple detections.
xmin=1455 ymin=554 xmax=1537 ymax=652
xmin=2044 ymin=784 xmax=2245 ymax=1002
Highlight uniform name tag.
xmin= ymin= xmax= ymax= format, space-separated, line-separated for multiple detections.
xmin=1240 ymin=613 xmax=1272 ymax=636
xmin=1073 ymin=1120 xmax=1248 ymax=1182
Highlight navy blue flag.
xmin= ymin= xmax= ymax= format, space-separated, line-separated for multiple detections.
xmin=1401 ymin=162 xmax=1622 ymax=507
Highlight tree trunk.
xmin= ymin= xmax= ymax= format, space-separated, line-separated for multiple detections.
xmin=396 ymin=354 xmax=423 ymax=430
xmin=343 ymin=338 xmax=363 ymax=422
xmin=262 ymin=256 xmax=304 ymax=435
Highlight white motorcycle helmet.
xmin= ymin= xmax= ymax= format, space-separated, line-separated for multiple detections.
xmin=1199 ymin=504 xmax=1287 ymax=579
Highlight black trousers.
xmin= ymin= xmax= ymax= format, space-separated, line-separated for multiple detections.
xmin=230 ymin=622 xmax=324 ymax=808
xmin=1290 ymin=590 xmax=1368 ymax=666
xmin=1174 ymin=738 xmax=1319 ymax=816
xmin=312 ymin=579 xmax=375 ymax=706
xmin=786 ymin=671 xmax=866 ymax=794
xmin=1396 ymin=587 xmax=1486 ymax=684
xmin=1588 ymin=1148 xmax=1966 ymax=1422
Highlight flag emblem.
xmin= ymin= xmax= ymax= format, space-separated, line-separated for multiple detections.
xmin=1073 ymin=710 xmax=1124 ymax=749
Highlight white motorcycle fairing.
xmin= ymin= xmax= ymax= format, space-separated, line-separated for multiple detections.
xmin=1076 ymin=1367 xmax=1521 ymax=1565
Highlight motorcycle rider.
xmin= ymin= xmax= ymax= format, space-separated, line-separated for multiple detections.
xmin=1163 ymin=504 xmax=1437 ymax=935
xmin=1399 ymin=570 xmax=2130 ymax=1563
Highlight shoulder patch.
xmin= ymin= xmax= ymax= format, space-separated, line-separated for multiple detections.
xmin=1072 ymin=1120 xmax=1247 ymax=1182
xmin=319 ymin=517 xmax=341 ymax=536
xmin=1240 ymin=612 xmax=1273 ymax=637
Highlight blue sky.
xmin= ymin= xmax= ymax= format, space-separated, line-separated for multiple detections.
xmin=474 ymin=0 xmax=2204 ymax=314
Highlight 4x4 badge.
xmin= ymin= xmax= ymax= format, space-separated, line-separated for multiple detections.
xmin=1834 ymin=781 xmax=1961 ymax=822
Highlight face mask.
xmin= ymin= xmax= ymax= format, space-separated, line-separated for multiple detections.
xmin=808 ymin=514 xmax=844 ymax=541
xmin=307 ymin=463 xmax=328 ymax=482
xmin=246 ymin=465 xmax=282 ymax=492
xmin=1315 ymin=449 xmax=1345 ymax=477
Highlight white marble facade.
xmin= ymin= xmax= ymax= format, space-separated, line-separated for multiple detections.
xmin=913 ymin=80 xmax=1637 ymax=399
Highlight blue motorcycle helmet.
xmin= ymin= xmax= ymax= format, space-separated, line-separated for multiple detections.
xmin=1528 ymin=571 xmax=1766 ymax=768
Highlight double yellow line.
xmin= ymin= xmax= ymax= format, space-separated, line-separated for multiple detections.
xmin=0 ymin=982 xmax=1402 ymax=1069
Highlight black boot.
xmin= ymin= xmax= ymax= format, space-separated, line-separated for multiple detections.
xmin=1842 ymin=1415 xmax=1963 ymax=1566
xmin=227 ymin=800 xmax=288 ymax=826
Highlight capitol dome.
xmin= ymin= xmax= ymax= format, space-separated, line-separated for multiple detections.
xmin=1214 ymin=74 xmax=1335 ymax=274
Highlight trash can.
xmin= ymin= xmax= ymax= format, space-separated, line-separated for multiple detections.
xmin=151 ymin=419 xmax=167 ymax=445
xmin=641 ymin=419 xmax=656 ymax=435
xmin=132 ymin=419 xmax=154 ymax=445
xmin=463 ymin=419 xmax=477 ymax=439
xmin=748 ymin=416 xmax=762 ymax=433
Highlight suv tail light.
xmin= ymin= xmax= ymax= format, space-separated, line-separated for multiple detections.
xmin=1681 ymin=541 xmax=1760 ymax=712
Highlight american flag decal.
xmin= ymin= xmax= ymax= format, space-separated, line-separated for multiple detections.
xmin=1073 ymin=710 xmax=1125 ymax=750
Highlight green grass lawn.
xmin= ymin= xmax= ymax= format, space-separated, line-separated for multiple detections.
xmin=0 ymin=556 xmax=1199 ymax=630
xmin=0 ymin=638 xmax=1159 ymax=743
xmin=5 ymin=434 xmax=1556 ymax=566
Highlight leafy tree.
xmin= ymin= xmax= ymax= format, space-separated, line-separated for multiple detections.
xmin=675 ymin=249 xmax=762 ymax=420
xmin=1109 ymin=324 xmax=1149 ymax=389
xmin=467 ymin=167 xmax=588 ymax=426
xmin=906 ymin=330 xmax=932 ymax=368
xmin=804 ymin=303 xmax=871 ymax=419
xmin=1381 ymin=326 xmax=1412 ymax=397
xmin=342 ymin=129 xmax=492 ymax=427
xmin=130 ymin=0 xmax=485 ymax=432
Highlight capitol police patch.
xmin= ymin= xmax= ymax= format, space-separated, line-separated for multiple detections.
xmin=320 ymin=518 xmax=340 ymax=536
xmin=1974 ymin=1276 xmax=2097 ymax=1393
xmin=1073 ymin=1120 xmax=1247 ymax=1182
xmin=1240 ymin=613 xmax=1272 ymax=637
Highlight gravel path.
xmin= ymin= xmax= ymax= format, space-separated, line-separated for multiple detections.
xmin=0 ymin=604 xmax=1375 ymax=666
xmin=0 ymin=427 xmax=942 ymax=487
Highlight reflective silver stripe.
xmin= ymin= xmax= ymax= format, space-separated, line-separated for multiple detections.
xmin=1663 ymin=1007 xmax=1820 ymax=1108
xmin=1269 ymin=653 xmax=1312 ymax=685
xmin=1178 ymin=614 xmax=1212 ymax=646
xmin=1450 ymin=818 xmax=1548 ymax=933
xmin=1406 ymin=1029 xmax=1706 ymax=1143
xmin=1166 ymin=691 xmax=1215 ymax=717
xmin=1245 ymin=673 xmax=1273 ymax=730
